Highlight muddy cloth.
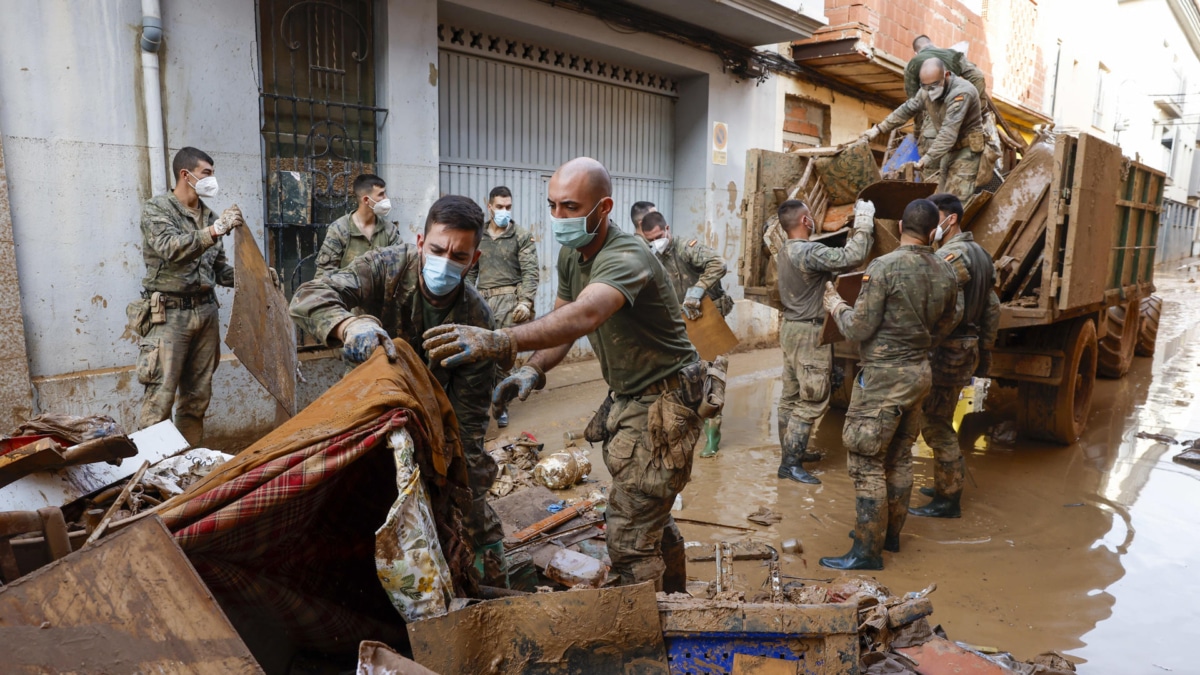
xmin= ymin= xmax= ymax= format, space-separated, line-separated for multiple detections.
xmin=289 ymin=243 xmax=503 ymax=548
xmin=778 ymin=228 xmax=874 ymax=322
xmin=12 ymin=413 xmax=123 ymax=444
xmin=155 ymin=343 xmax=476 ymax=657
xmin=136 ymin=302 xmax=221 ymax=446
xmin=138 ymin=193 xmax=235 ymax=295
xmin=465 ymin=223 xmax=539 ymax=312
xmin=315 ymin=212 xmax=402 ymax=276
xmin=814 ymin=142 xmax=883 ymax=206
xmin=656 ymin=236 xmax=731 ymax=316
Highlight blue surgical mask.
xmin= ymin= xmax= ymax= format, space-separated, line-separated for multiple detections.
xmin=493 ymin=210 xmax=512 ymax=228
xmin=551 ymin=200 xmax=605 ymax=249
xmin=421 ymin=254 xmax=467 ymax=297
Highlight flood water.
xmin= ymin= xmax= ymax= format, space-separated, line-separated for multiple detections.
xmin=503 ymin=260 xmax=1200 ymax=672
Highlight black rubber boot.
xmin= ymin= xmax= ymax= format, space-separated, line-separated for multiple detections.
xmin=777 ymin=420 xmax=820 ymax=484
xmin=660 ymin=520 xmax=688 ymax=594
xmin=909 ymin=458 xmax=964 ymax=518
xmin=820 ymin=497 xmax=885 ymax=570
xmin=884 ymin=484 xmax=912 ymax=552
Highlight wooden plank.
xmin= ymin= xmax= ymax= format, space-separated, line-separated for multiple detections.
xmin=685 ymin=296 xmax=740 ymax=360
xmin=1060 ymin=133 xmax=1125 ymax=310
xmin=0 ymin=439 xmax=64 ymax=488
xmin=972 ymin=136 xmax=1057 ymax=258
xmin=0 ymin=517 xmax=261 ymax=674
xmin=226 ymin=226 xmax=298 ymax=417
xmin=820 ymin=272 xmax=865 ymax=346
xmin=732 ymin=654 xmax=801 ymax=674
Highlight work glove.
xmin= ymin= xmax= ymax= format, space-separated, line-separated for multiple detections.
xmin=492 ymin=364 xmax=547 ymax=417
xmin=422 ymin=324 xmax=517 ymax=370
xmin=823 ymin=281 xmax=848 ymax=317
xmin=268 ymin=268 xmax=283 ymax=293
xmin=340 ymin=316 xmax=398 ymax=364
xmin=511 ymin=301 xmax=534 ymax=324
xmin=857 ymin=126 xmax=880 ymax=145
xmin=853 ymin=199 xmax=876 ymax=232
xmin=682 ymin=286 xmax=706 ymax=321
xmin=974 ymin=350 xmax=992 ymax=378
xmin=212 ymin=205 xmax=244 ymax=236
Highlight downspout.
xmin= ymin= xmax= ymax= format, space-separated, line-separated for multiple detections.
xmin=141 ymin=0 xmax=167 ymax=195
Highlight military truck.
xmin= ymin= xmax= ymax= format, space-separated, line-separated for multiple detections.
xmin=739 ymin=131 xmax=1165 ymax=444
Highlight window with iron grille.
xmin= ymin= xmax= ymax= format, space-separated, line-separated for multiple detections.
xmin=255 ymin=0 xmax=387 ymax=300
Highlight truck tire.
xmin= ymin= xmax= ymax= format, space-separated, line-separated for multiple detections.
xmin=1097 ymin=297 xmax=1140 ymax=378
xmin=829 ymin=356 xmax=857 ymax=410
xmin=1135 ymin=294 xmax=1163 ymax=357
xmin=1017 ymin=318 xmax=1097 ymax=444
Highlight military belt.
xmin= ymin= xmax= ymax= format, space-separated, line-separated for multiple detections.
xmin=636 ymin=362 xmax=705 ymax=399
xmin=142 ymin=290 xmax=217 ymax=310
xmin=479 ymin=285 xmax=519 ymax=299
xmin=785 ymin=317 xmax=823 ymax=325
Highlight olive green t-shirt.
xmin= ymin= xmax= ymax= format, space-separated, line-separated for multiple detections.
xmin=557 ymin=225 xmax=698 ymax=395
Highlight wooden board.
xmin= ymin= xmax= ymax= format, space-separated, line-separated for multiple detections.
xmin=1059 ymin=133 xmax=1126 ymax=310
xmin=972 ymin=135 xmax=1057 ymax=258
xmin=732 ymin=654 xmax=801 ymax=675
xmin=685 ymin=296 xmax=739 ymax=360
xmin=857 ymin=180 xmax=938 ymax=220
xmin=0 ymin=516 xmax=262 ymax=674
xmin=226 ymin=226 xmax=297 ymax=416
xmin=820 ymin=272 xmax=865 ymax=346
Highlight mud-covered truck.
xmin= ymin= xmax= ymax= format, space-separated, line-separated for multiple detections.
xmin=739 ymin=131 xmax=1165 ymax=444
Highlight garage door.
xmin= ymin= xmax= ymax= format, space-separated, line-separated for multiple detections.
xmin=438 ymin=39 xmax=677 ymax=321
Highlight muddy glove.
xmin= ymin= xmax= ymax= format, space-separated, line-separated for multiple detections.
xmin=682 ymin=286 xmax=705 ymax=321
xmin=858 ymin=126 xmax=880 ymax=145
xmin=422 ymin=324 xmax=517 ymax=370
xmin=492 ymin=364 xmax=547 ymax=416
xmin=975 ymin=350 xmax=992 ymax=378
xmin=823 ymin=281 xmax=848 ymax=317
xmin=340 ymin=316 xmax=398 ymax=364
xmin=212 ymin=205 xmax=244 ymax=236
xmin=853 ymin=199 xmax=876 ymax=232
xmin=511 ymin=301 xmax=534 ymax=324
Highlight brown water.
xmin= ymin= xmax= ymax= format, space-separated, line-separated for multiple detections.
xmin=502 ymin=262 xmax=1200 ymax=673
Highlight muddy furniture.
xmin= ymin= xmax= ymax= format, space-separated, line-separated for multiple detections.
xmin=740 ymin=132 xmax=1165 ymax=443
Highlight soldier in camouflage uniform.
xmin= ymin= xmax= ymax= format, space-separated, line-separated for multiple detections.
xmin=640 ymin=211 xmax=731 ymax=457
xmin=774 ymin=199 xmax=875 ymax=484
xmin=910 ymin=193 xmax=1000 ymax=518
xmin=134 ymin=147 xmax=243 ymax=446
xmin=289 ymin=195 xmax=505 ymax=564
xmin=820 ymin=199 xmax=961 ymax=571
xmin=904 ymin=35 xmax=988 ymax=157
xmin=315 ymin=174 xmax=402 ymax=277
xmin=422 ymin=158 xmax=706 ymax=592
xmin=630 ymin=201 xmax=658 ymax=235
xmin=860 ymin=58 xmax=986 ymax=201
xmin=465 ymin=186 xmax=539 ymax=428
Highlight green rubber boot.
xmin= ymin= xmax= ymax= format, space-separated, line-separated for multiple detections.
xmin=700 ymin=416 xmax=722 ymax=458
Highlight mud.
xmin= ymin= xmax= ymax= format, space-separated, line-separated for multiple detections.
xmin=504 ymin=262 xmax=1200 ymax=673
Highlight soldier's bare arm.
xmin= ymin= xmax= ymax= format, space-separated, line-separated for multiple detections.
xmin=508 ymin=283 xmax=625 ymax=353
xmin=524 ymin=298 xmax=573 ymax=373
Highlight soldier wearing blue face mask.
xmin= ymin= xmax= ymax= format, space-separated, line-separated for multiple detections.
xmin=289 ymin=195 xmax=506 ymax=576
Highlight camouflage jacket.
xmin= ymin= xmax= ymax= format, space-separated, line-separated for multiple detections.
xmin=466 ymin=223 xmax=539 ymax=304
xmin=657 ymin=236 xmax=727 ymax=305
xmin=778 ymin=228 xmax=874 ymax=322
xmin=139 ymin=193 xmax=234 ymax=294
xmin=315 ymin=212 xmax=402 ymax=276
xmin=877 ymin=73 xmax=984 ymax=166
xmin=833 ymin=244 xmax=962 ymax=366
xmin=904 ymin=48 xmax=987 ymax=100
xmin=289 ymin=243 xmax=495 ymax=441
xmin=938 ymin=231 xmax=1000 ymax=347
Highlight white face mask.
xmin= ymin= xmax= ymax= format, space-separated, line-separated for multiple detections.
xmin=493 ymin=209 xmax=512 ymax=228
xmin=933 ymin=215 xmax=952 ymax=243
xmin=187 ymin=171 xmax=219 ymax=199
xmin=649 ymin=237 xmax=670 ymax=255
xmin=368 ymin=196 xmax=392 ymax=219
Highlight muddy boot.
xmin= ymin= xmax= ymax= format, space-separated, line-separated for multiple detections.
xmin=909 ymin=459 xmax=964 ymax=518
xmin=699 ymin=416 xmax=722 ymax=458
xmin=820 ymin=497 xmax=885 ymax=570
xmin=884 ymin=484 xmax=912 ymax=552
xmin=777 ymin=420 xmax=820 ymax=484
xmin=660 ymin=521 xmax=687 ymax=594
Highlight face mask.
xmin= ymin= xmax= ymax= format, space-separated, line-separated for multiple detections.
xmin=368 ymin=196 xmax=392 ymax=219
xmin=493 ymin=210 xmax=512 ymax=228
xmin=551 ymin=199 xmax=605 ymax=249
xmin=187 ymin=171 xmax=219 ymax=199
xmin=649 ymin=237 xmax=669 ymax=255
xmin=933 ymin=215 xmax=952 ymax=243
xmin=924 ymin=77 xmax=948 ymax=101
xmin=421 ymin=253 xmax=467 ymax=297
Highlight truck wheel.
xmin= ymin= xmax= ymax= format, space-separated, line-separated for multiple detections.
xmin=1017 ymin=318 xmax=1098 ymax=444
xmin=829 ymin=356 xmax=857 ymax=410
xmin=1097 ymin=297 xmax=1140 ymax=378
xmin=1135 ymin=294 xmax=1163 ymax=357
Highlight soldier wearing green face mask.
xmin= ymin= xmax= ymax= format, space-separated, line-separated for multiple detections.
xmin=289 ymin=195 xmax=505 ymax=578
xmin=315 ymin=174 xmax=402 ymax=277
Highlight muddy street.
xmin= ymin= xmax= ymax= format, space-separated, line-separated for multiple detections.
xmin=497 ymin=262 xmax=1200 ymax=672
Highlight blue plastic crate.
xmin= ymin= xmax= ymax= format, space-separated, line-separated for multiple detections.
xmin=665 ymin=633 xmax=808 ymax=674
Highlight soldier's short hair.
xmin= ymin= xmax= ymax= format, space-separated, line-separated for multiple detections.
xmin=901 ymin=199 xmax=940 ymax=239
xmin=641 ymin=211 xmax=668 ymax=233
xmin=352 ymin=174 xmax=387 ymax=197
xmin=488 ymin=186 xmax=512 ymax=203
xmin=171 ymin=147 xmax=214 ymax=182
xmin=928 ymin=193 xmax=964 ymax=224
xmin=913 ymin=34 xmax=933 ymax=52
xmin=425 ymin=195 xmax=485 ymax=245
xmin=777 ymin=199 xmax=809 ymax=230
xmin=631 ymin=201 xmax=656 ymax=226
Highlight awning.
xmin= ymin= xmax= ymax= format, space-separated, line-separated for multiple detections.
xmin=624 ymin=0 xmax=827 ymax=45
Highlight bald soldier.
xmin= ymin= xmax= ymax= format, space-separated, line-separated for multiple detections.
xmin=905 ymin=35 xmax=988 ymax=158
xmin=422 ymin=158 xmax=714 ymax=592
xmin=859 ymin=58 xmax=986 ymax=201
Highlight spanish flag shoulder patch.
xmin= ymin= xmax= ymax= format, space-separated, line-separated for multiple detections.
xmin=953 ymin=94 xmax=965 ymax=102
xmin=861 ymin=274 xmax=871 ymax=283
xmin=688 ymin=239 xmax=698 ymax=247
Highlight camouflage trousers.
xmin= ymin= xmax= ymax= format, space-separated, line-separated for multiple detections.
xmin=842 ymin=363 xmax=932 ymax=502
xmin=920 ymin=337 xmax=979 ymax=492
xmin=602 ymin=389 xmax=701 ymax=586
xmin=136 ymin=303 xmax=221 ymax=446
xmin=779 ymin=320 xmax=832 ymax=427
xmin=462 ymin=430 xmax=505 ymax=548
xmin=936 ymin=147 xmax=982 ymax=202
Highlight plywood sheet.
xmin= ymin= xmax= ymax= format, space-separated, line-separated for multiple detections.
xmin=1059 ymin=133 xmax=1125 ymax=310
xmin=226 ymin=227 xmax=297 ymax=416
xmin=0 ymin=517 xmax=261 ymax=674
xmin=685 ymin=296 xmax=739 ymax=360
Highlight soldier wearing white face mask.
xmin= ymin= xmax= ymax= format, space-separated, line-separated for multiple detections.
xmin=315 ymin=174 xmax=401 ymax=277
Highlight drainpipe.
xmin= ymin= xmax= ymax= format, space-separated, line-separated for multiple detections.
xmin=141 ymin=0 xmax=167 ymax=196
